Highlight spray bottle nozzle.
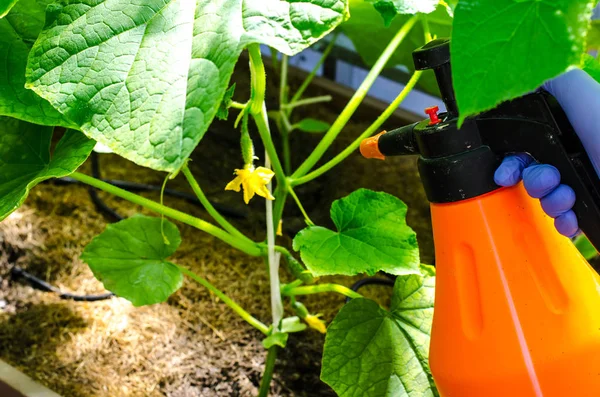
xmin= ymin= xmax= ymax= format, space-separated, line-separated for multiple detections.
xmin=360 ymin=37 xmax=600 ymax=252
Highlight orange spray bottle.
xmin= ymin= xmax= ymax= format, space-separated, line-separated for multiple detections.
xmin=361 ymin=38 xmax=600 ymax=396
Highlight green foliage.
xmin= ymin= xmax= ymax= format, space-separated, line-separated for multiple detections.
xmin=322 ymin=273 xmax=437 ymax=397
xmin=583 ymin=54 xmax=600 ymax=82
xmin=574 ymin=235 xmax=599 ymax=261
xmin=587 ymin=20 xmax=600 ymax=51
xmin=342 ymin=0 xmax=452 ymax=95
xmin=293 ymin=189 xmax=420 ymax=277
xmin=216 ymin=84 xmax=237 ymax=121
xmin=366 ymin=0 xmax=437 ymax=26
xmin=0 ymin=117 xmax=94 ymax=221
xmin=0 ymin=0 xmax=18 ymax=18
xmin=25 ymin=0 xmax=349 ymax=172
xmin=262 ymin=332 xmax=289 ymax=349
xmin=0 ymin=0 xmax=74 ymax=127
xmin=451 ymin=0 xmax=596 ymax=125
xmin=81 ymin=215 xmax=184 ymax=307
xmin=294 ymin=118 xmax=331 ymax=133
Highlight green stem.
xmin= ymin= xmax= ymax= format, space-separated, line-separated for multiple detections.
xmin=181 ymin=164 xmax=250 ymax=242
xmin=269 ymin=47 xmax=280 ymax=75
xmin=289 ymin=32 xmax=339 ymax=107
xmin=280 ymin=54 xmax=289 ymax=105
xmin=291 ymin=15 xmax=419 ymax=179
xmin=422 ymin=14 xmax=432 ymax=42
xmin=282 ymin=95 xmax=332 ymax=110
xmin=230 ymin=101 xmax=247 ymax=110
xmin=282 ymin=284 xmax=363 ymax=299
xmin=272 ymin=185 xmax=288 ymax=230
xmin=248 ymin=45 xmax=287 ymax=186
xmin=249 ymin=44 xmax=267 ymax=115
xmin=287 ymin=186 xmax=314 ymax=226
xmin=282 ymin=129 xmax=291 ymax=175
xmin=177 ymin=265 xmax=269 ymax=335
xmin=70 ymin=172 xmax=262 ymax=257
xmin=291 ymin=71 xmax=422 ymax=186
xmin=258 ymin=346 xmax=278 ymax=397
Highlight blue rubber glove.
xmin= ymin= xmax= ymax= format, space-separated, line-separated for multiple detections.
xmin=494 ymin=69 xmax=600 ymax=238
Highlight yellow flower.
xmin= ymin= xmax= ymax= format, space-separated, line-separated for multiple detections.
xmin=225 ymin=165 xmax=275 ymax=204
xmin=276 ymin=219 xmax=283 ymax=236
xmin=304 ymin=314 xmax=327 ymax=334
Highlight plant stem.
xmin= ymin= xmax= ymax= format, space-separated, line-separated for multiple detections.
xmin=278 ymin=54 xmax=292 ymax=175
xmin=269 ymin=47 xmax=280 ymax=74
xmin=282 ymin=284 xmax=363 ymax=299
xmin=70 ymin=172 xmax=262 ymax=256
xmin=281 ymin=95 xmax=332 ymax=110
xmin=248 ymin=45 xmax=287 ymax=186
xmin=230 ymin=101 xmax=247 ymax=110
xmin=272 ymin=185 xmax=288 ymax=230
xmin=176 ymin=265 xmax=269 ymax=335
xmin=249 ymin=44 xmax=267 ymax=116
xmin=291 ymin=14 xmax=419 ymax=179
xmin=287 ymin=186 xmax=314 ymax=226
xmin=181 ymin=164 xmax=250 ymax=242
xmin=291 ymin=71 xmax=422 ymax=186
xmin=289 ymin=32 xmax=339 ymax=107
xmin=282 ymin=129 xmax=291 ymax=175
xmin=258 ymin=346 xmax=278 ymax=397
xmin=422 ymin=14 xmax=432 ymax=42
xmin=280 ymin=54 xmax=289 ymax=106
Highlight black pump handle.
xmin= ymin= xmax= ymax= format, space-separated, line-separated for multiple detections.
xmin=478 ymin=93 xmax=600 ymax=252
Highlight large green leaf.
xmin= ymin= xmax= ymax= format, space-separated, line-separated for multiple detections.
xmin=0 ymin=0 xmax=74 ymax=127
xmin=342 ymin=0 xmax=452 ymax=96
xmin=366 ymin=0 xmax=438 ymax=26
xmin=451 ymin=0 xmax=595 ymax=125
xmin=0 ymin=117 xmax=94 ymax=220
xmin=26 ymin=0 xmax=349 ymax=172
xmin=322 ymin=273 xmax=437 ymax=396
xmin=293 ymin=188 xmax=420 ymax=277
xmin=587 ymin=20 xmax=600 ymax=51
xmin=81 ymin=215 xmax=184 ymax=307
xmin=583 ymin=53 xmax=600 ymax=82
xmin=0 ymin=0 xmax=19 ymax=18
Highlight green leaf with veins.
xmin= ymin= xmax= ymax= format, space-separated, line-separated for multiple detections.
xmin=0 ymin=0 xmax=19 ymax=18
xmin=294 ymin=118 xmax=330 ymax=133
xmin=293 ymin=188 xmax=420 ymax=277
xmin=0 ymin=117 xmax=94 ymax=221
xmin=0 ymin=0 xmax=74 ymax=127
xmin=342 ymin=1 xmax=452 ymax=96
xmin=25 ymin=0 xmax=349 ymax=172
xmin=322 ymin=273 xmax=437 ymax=396
xmin=81 ymin=215 xmax=184 ymax=307
xmin=451 ymin=0 xmax=595 ymax=126
xmin=366 ymin=0 xmax=438 ymax=26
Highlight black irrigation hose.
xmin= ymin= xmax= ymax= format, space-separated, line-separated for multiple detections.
xmin=345 ymin=277 xmax=396 ymax=304
xmin=11 ymin=266 xmax=115 ymax=302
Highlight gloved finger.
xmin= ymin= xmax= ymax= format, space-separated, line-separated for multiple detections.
xmin=522 ymin=164 xmax=561 ymax=199
xmin=543 ymin=69 xmax=600 ymax=176
xmin=554 ymin=210 xmax=580 ymax=238
xmin=494 ymin=153 xmax=535 ymax=187
xmin=540 ymin=184 xmax=576 ymax=217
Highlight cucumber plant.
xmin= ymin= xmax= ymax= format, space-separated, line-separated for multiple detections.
xmin=0 ymin=0 xmax=598 ymax=396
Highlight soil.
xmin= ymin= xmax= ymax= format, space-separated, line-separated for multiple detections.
xmin=0 ymin=59 xmax=433 ymax=397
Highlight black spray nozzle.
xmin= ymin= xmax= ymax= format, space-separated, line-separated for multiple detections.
xmin=413 ymin=38 xmax=458 ymax=118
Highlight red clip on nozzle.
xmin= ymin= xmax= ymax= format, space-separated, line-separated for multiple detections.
xmin=360 ymin=131 xmax=386 ymax=160
xmin=425 ymin=106 xmax=441 ymax=125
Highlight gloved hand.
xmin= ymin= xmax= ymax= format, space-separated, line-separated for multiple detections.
xmin=494 ymin=68 xmax=600 ymax=238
